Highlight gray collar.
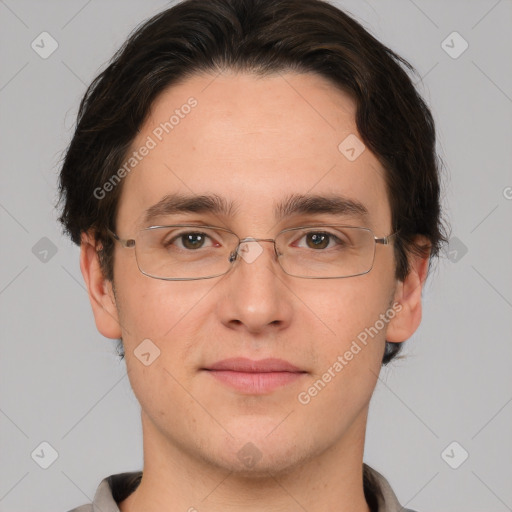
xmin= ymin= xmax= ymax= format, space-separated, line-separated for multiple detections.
xmin=72 ymin=464 xmax=417 ymax=512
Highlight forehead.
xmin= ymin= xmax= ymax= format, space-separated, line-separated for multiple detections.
xmin=116 ymin=71 xmax=391 ymax=232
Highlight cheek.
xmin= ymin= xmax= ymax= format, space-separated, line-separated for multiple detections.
xmin=115 ymin=279 xmax=212 ymax=428
xmin=113 ymin=252 xmax=214 ymax=344
xmin=295 ymin=279 xmax=393 ymax=415
xmin=297 ymin=272 xmax=393 ymax=354
xmin=124 ymin=352 xmax=205 ymax=445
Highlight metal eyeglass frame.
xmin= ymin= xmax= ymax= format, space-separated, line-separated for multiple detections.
xmin=108 ymin=225 xmax=398 ymax=281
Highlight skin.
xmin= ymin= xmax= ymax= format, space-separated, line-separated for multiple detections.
xmin=81 ymin=71 xmax=429 ymax=512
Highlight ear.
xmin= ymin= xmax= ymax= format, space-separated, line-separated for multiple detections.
xmin=386 ymin=237 xmax=431 ymax=343
xmin=79 ymin=231 xmax=122 ymax=339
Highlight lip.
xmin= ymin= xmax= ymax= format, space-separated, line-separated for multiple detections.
xmin=205 ymin=357 xmax=303 ymax=373
xmin=202 ymin=357 xmax=307 ymax=394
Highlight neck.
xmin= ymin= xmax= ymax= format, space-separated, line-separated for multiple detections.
xmin=119 ymin=409 xmax=371 ymax=512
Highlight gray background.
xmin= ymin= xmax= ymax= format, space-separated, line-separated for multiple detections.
xmin=1 ymin=0 xmax=511 ymax=511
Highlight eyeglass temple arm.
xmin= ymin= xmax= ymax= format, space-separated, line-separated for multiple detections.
xmin=375 ymin=232 xmax=398 ymax=245
xmin=108 ymin=229 xmax=135 ymax=248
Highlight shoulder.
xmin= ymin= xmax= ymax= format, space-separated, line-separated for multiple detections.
xmin=364 ymin=463 xmax=420 ymax=512
xmin=64 ymin=471 xmax=142 ymax=512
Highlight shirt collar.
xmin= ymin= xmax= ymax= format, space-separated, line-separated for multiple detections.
xmin=89 ymin=464 xmax=415 ymax=512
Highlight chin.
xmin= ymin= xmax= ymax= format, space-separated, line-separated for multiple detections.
xmin=201 ymin=427 xmax=312 ymax=479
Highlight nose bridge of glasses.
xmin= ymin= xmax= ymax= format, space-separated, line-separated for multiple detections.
xmin=238 ymin=236 xmax=276 ymax=245
xmin=232 ymin=237 xmax=279 ymax=265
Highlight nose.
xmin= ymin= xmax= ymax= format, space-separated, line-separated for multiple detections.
xmin=216 ymin=239 xmax=293 ymax=335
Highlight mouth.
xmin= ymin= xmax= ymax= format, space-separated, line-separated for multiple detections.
xmin=201 ymin=357 xmax=307 ymax=394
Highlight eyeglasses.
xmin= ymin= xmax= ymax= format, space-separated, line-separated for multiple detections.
xmin=108 ymin=224 xmax=397 ymax=281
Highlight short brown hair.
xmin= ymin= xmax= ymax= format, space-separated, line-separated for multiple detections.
xmin=58 ymin=0 xmax=448 ymax=364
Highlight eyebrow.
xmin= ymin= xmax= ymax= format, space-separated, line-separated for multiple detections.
xmin=142 ymin=192 xmax=369 ymax=225
xmin=274 ymin=193 xmax=369 ymax=222
xmin=143 ymin=193 xmax=237 ymax=224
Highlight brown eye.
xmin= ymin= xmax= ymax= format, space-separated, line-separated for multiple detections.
xmin=162 ymin=231 xmax=214 ymax=250
xmin=305 ymin=232 xmax=330 ymax=249
xmin=291 ymin=229 xmax=348 ymax=251
xmin=180 ymin=232 xmax=207 ymax=250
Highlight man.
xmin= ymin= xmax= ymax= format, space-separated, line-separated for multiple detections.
xmin=59 ymin=0 xmax=447 ymax=510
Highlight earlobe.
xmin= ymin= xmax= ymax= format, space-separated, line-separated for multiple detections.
xmin=386 ymin=238 xmax=431 ymax=343
xmin=79 ymin=232 xmax=122 ymax=339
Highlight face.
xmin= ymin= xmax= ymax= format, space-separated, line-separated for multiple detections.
xmin=85 ymin=71 xmax=420 ymax=477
